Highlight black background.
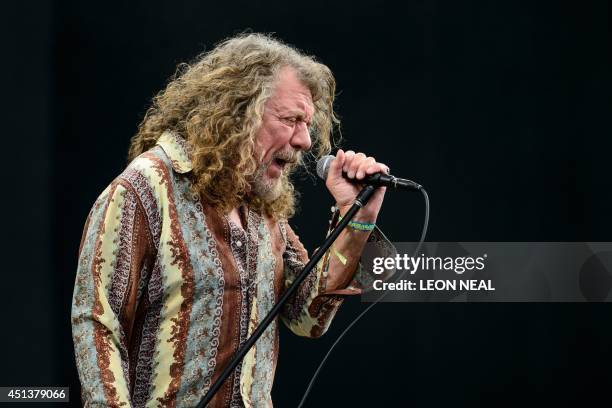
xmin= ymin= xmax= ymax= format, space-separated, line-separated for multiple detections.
xmin=2 ymin=0 xmax=610 ymax=406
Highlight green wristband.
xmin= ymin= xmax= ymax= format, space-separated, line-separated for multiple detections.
xmin=338 ymin=215 xmax=375 ymax=232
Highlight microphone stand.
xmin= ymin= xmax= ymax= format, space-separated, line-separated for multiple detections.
xmin=196 ymin=185 xmax=378 ymax=407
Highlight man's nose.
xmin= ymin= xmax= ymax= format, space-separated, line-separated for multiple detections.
xmin=290 ymin=122 xmax=312 ymax=151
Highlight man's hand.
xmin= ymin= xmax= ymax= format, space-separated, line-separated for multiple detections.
xmin=325 ymin=149 xmax=388 ymax=222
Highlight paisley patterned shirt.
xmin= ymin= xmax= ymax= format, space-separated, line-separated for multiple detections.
xmin=71 ymin=131 xmax=393 ymax=407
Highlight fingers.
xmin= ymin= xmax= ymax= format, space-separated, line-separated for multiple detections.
xmin=342 ymin=150 xmax=356 ymax=175
xmin=339 ymin=149 xmax=388 ymax=181
xmin=356 ymin=157 xmax=376 ymax=179
xmin=328 ymin=149 xmax=346 ymax=180
xmin=364 ymin=162 xmax=389 ymax=176
xmin=344 ymin=152 xmax=365 ymax=178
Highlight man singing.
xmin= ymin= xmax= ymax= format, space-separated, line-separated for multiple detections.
xmin=72 ymin=33 xmax=392 ymax=407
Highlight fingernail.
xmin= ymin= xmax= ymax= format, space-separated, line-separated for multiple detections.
xmin=357 ymin=171 xmax=363 ymax=178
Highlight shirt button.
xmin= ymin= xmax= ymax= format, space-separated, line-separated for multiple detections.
xmin=236 ymin=240 xmax=242 ymax=248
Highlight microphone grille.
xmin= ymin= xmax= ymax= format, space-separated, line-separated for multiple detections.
xmin=316 ymin=155 xmax=335 ymax=181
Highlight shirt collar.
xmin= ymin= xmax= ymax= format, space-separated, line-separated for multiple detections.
xmin=156 ymin=130 xmax=193 ymax=174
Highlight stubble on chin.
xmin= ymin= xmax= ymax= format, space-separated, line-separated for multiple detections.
xmin=251 ymin=163 xmax=283 ymax=203
xmin=250 ymin=149 xmax=301 ymax=203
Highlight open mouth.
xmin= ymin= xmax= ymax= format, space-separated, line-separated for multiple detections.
xmin=274 ymin=158 xmax=288 ymax=168
xmin=268 ymin=153 xmax=297 ymax=176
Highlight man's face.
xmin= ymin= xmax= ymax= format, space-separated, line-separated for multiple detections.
xmin=252 ymin=66 xmax=314 ymax=202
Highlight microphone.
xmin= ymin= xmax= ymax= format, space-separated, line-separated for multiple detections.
xmin=316 ymin=154 xmax=422 ymax=191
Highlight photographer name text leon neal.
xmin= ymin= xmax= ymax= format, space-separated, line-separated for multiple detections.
xmin=373 ymin=279 xmax=495 ymax=291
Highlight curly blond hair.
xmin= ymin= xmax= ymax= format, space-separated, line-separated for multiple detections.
xmin=128 ymin=33 xmax=339 ymax=219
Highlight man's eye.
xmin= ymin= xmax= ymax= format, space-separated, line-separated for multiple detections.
xmin=282 ymin=117 xmax=297 ymax=125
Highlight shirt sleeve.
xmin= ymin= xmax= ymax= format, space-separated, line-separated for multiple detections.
xmin=279 ymin=221 xmax=345 ymax=338
xmin=279 ymin=209 xmax=398 ymax=338
xmin=71 ymin=180 xmax=152 ymax=407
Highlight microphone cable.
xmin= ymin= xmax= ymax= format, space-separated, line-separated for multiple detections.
xmin=297 ymin=188 xmax=430 ymax=408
